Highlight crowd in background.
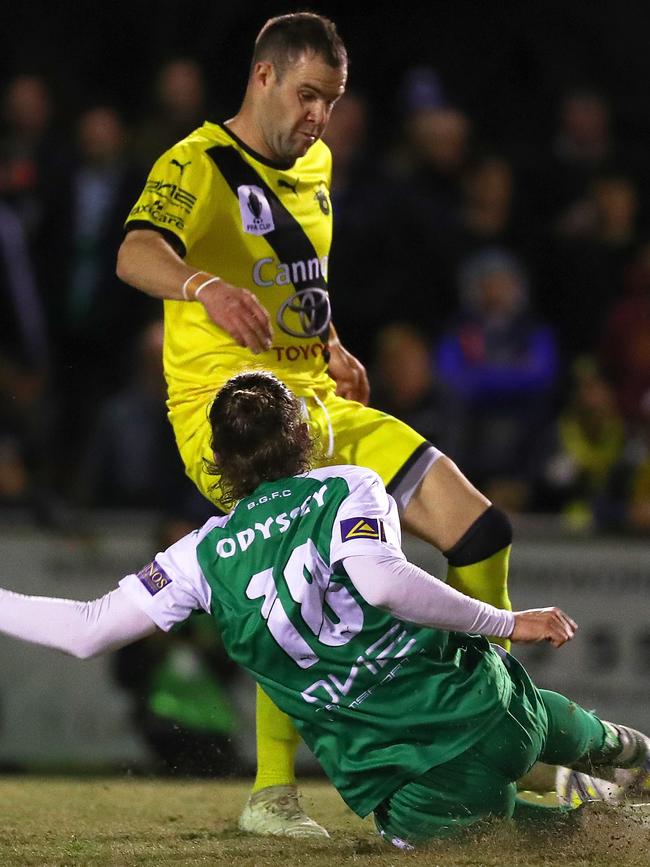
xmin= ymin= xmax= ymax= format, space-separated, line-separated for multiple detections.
xmin=1 ymin=57 xmax=650 ymax=537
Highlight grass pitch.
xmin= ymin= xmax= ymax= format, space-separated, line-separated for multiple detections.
xmin=0 ymin=776 xmax=648 ymax=866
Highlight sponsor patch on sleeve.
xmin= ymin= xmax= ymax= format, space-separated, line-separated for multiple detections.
xmin=340 ymin=517 xmax=386 ymax=543
xmin=137 ymin=560 xmax=172 ymax=596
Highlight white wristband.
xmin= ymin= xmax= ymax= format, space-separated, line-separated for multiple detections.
xmin=181 ymin=272 xmax=221 ymax=301
xmin=194 ymin=276 xmax=221 ymax=300
xmin=181 ymin=271 xmax=203 ymax=301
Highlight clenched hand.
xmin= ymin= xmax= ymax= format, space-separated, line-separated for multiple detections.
xmin=511 ymin=607 xmax=578 ymax=648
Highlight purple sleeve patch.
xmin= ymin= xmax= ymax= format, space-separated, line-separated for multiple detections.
xmin=340 ymin=517 xmax=386 ymax=542
xmin=137 ymin=560 xmax=172 ymax=596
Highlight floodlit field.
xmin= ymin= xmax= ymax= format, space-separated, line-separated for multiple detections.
xmin=0 ymin=777 xmax=649 ymax=866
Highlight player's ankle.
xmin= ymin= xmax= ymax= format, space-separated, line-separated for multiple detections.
xmin=251 ymin=778 xmax=296 ymax=794
xmin=578 ymin=722 xmax=650 ymax=771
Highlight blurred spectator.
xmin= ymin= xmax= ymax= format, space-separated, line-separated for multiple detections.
xmin=531 ymin=88 xmax=615 ymax=229
xmin=34 ymin=105 xmax=157 ymax=489
xmin=540 ymin=171 xmax=640 ymax=359
xmin=600 ymin=241 xmax=650 ymax=423
xmin=535 ymin=358 xmax=625 ymax=527
xmin=76 ymin=320 xmax=170 ymax=508
xmin=0 ymin=202 xmax=52 ymax=507
xmin=370 ymin=323 xmax=445 ymax=447
xmin=556 ymin=171 xmax=639 ymax=243
xmin=555 ymin=89 xmax=612 ymax=168
xmin=460 ymin=155 xmax=515 ymax=247
xmin=440 ymin=153 xmax=531 ymax=291
xmin=390 ymin=66 xmax=471 ymax=232
xmin=77 ymin=319 xmax=216 ymax=530
xmin=623 ymin=390 xmax=650 ymax=533
xmin=0 ymin=74 xmax=66 ymax=239
xmin=396 ymin=105 xmax=471 ymax=233
xmin=436 ymin=249 xmax=558 ymax=510
xmin=133 ymin=59 xmax=208 ymax=165
xmin=325 ymin=93 xmax=438 ymax=361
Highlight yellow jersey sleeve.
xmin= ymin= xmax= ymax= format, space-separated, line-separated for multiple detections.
xmin=125 ymin=141 xmax=217 ymax=257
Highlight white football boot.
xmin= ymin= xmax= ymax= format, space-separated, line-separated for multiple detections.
xmin=238 ymin=784 xmax=330 ymax=838
xmin=556 ymin=722 xmax=650 ymax=808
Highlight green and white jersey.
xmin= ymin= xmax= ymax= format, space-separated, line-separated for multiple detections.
xmin=120 ymin=465 xmax=512 ymax=816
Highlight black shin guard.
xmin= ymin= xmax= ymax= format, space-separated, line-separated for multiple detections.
xmin=444 ymin=505 xmax=513 ymax=566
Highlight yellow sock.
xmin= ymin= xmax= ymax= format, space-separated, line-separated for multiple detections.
xmin=252 ymin=683 xmax=300 ymax=793
xmin=446 ymin=544 xmax=512 ymax=650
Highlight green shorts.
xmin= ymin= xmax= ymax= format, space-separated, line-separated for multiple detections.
xmin=374 ymin=651 xmax=607 ymax=847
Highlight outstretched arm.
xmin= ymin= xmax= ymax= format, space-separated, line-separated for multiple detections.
xmin=0 ymin=586 xmax=158 ymax=659
xmin=343 ymin=555 xmax=577 ymax=648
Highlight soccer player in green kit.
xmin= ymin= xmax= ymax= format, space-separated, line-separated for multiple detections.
xmin=0 ymin=371 xmax=647 ymax=846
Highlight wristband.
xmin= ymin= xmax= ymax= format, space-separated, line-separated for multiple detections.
xmin=181 ymin=271 xmax=221 ymax=301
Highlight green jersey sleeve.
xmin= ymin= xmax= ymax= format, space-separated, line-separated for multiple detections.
xmin=118 ymin=517 xmax=227 ymax=631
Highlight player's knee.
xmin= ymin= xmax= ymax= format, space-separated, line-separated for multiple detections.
xmin=443 ymin=506 xmax=512 ymax=566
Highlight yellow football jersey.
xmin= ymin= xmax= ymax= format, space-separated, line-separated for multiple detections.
xmin=125 ymin=121 xmax=335 ymax=413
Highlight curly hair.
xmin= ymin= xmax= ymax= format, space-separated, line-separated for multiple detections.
xmin=205 ymin=371 xmax=314 ymax=507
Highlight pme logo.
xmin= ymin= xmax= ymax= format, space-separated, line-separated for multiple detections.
xmin=237 ymin=185 xmax=274 ymax=235
xmin=277 ymin=287 xmax=331 ymax=338
xmin=340 ymin=517 xmax=386 ymax=542
xmin=137 ymin=560 xmax=172 ymax=596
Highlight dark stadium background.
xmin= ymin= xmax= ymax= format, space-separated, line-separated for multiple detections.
xmin=4 ymin=1 xmax=650 ymax=142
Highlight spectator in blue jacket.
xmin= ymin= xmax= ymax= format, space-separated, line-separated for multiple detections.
xmin=436 ymin=248 xmax=558 ymax=510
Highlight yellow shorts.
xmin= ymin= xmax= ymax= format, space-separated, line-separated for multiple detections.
xmin=171 ymin=381 xmax=441 ymax=513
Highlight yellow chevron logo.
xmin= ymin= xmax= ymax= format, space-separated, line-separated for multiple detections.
xmin=346 ymin=520 xmax=379 ymax=539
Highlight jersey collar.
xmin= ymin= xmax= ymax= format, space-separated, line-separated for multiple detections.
xmin=216 ymin=121 xmax=296 ymax=171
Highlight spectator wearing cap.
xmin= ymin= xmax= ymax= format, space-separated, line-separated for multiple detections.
xmin=389 ymin=66 xmax=472 ymax=235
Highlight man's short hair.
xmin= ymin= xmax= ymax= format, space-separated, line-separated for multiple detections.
xmin=251 ymin=12 xmax=347 ymax=79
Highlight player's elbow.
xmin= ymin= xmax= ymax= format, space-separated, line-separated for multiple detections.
xmin=66 ymin=618 xmax=111 ymax=659
xmin=116 ymin=238 xmax=135 ymax=285
xmin=67 ymin=637 xmax=104 ymax=660
xmin=360 ymin=583 xmax=392 ymax=610
xmin=344 ymin=555 xmax=397 ymax=611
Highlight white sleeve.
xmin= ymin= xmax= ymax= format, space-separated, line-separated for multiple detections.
xmin=343 ymin=554 xmax=515 ymax=638
xmin=329 ymin=468 xmax=405 ymax=565
xmin=0 ymin=585 xmax=158 ymax=658
xmin=118 ymin=527 xmax=212 ymax=631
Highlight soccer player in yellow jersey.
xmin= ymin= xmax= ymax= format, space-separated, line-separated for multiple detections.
xmin=117 ymin=12 xmax=513 ymax=838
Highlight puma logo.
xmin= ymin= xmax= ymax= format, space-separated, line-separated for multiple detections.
xmin=278 ymin=178 xmax=299 ymax=195
xmin=170 ymin=159 xmax=191 ymax=175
